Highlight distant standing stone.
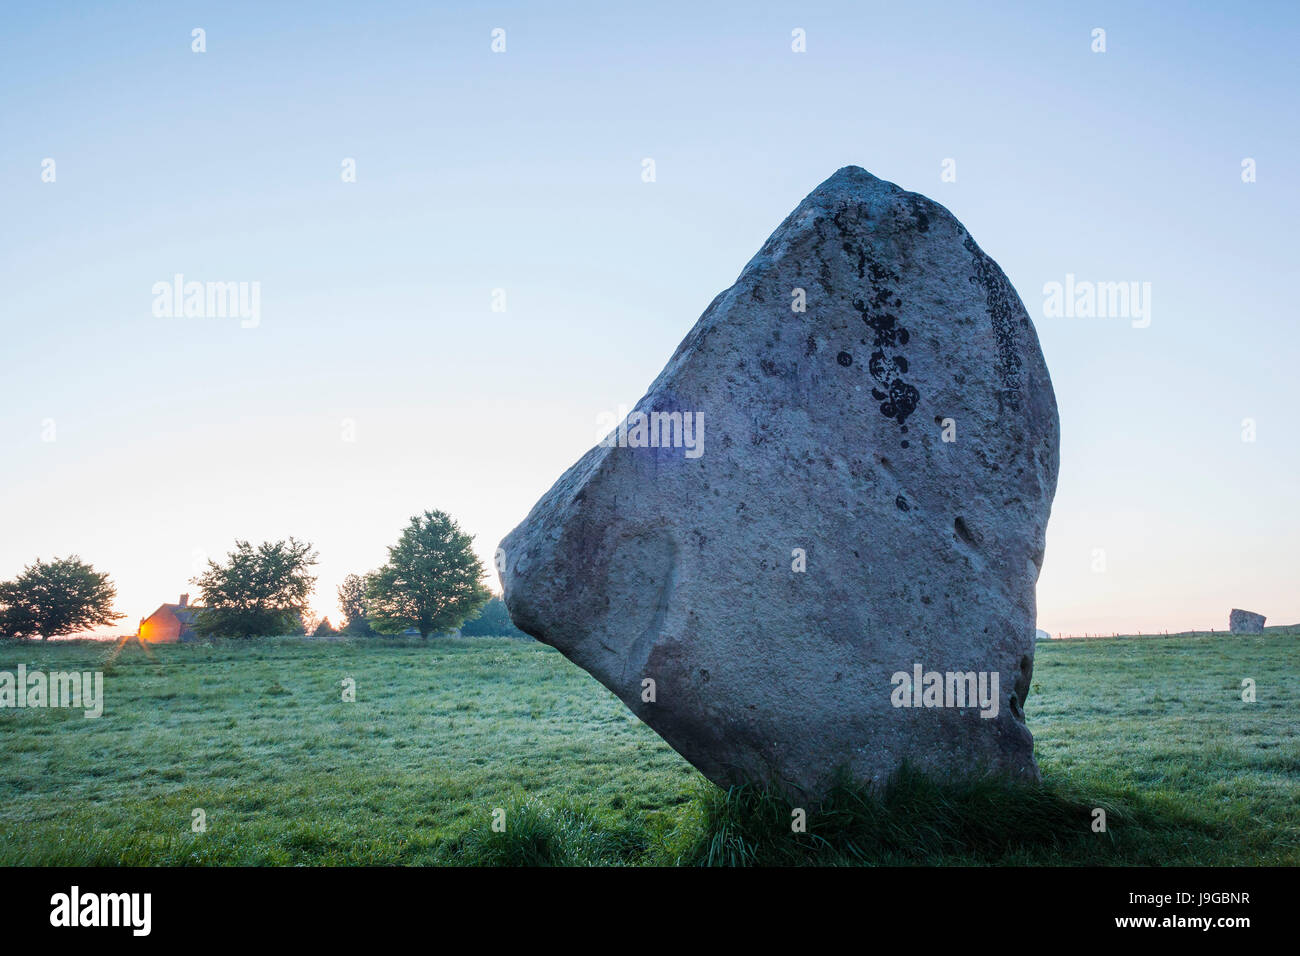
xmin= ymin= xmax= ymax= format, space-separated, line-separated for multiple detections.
xmin=500 ymin=166 xmax=1059 ymax=801
xmin=1229 ymin=609 xmax=1266 ymax=634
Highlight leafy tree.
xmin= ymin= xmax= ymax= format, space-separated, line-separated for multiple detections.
xmin=341 ymin=615 xmax=376 ymax=636
xmin=460 ymin=595 xmax=527 ymax=637
xmin=313 ymin=617 xmax=338 ymax=637
xmin=0 ymin=556 xmax=124 ymax=640
xmin=192 ymin=538 xmax=318 ymax=638
xmin=365 ymin=510 xmax=491 ymax=638
xmin=337 ymin=573 xmax=374 ymax=635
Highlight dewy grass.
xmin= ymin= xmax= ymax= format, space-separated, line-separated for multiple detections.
xmin=685 ymin=766 xmax=1138 ymax=867
xmin=0 ymin=632 xmax=1295 ymax=865
xmin=445 ymin=797 xmax=652 ymax=866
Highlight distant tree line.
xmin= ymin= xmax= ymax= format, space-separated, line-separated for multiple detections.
xmin=0 ymin=509 xmax=524 ymax=641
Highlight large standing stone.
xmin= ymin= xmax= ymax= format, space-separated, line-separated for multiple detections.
xmin=500 ymin=166 xmax=1059 ymax=800
xmin=1229 ymin=609 xmax=1266 ymax=634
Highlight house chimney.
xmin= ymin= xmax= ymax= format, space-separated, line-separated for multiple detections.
xmin=179 ymin=593 xmax=189 ymax=607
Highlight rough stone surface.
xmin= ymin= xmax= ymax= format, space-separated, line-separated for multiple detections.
xmin=500 ymin=167 xmax=1060 ymax=800
xmin=1229 ymin=609 xmax=1266 ymax=634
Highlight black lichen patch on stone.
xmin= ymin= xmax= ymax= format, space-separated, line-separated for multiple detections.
xmin=963 ymin=234 xmax=1023 ymax=401
xmin=832 ymin=207 xmax=870 ymax=278
xmin=836 ymin=351 xmax=853 ymax=367
xmin=895 ymin=495 xmax=910 ymax=512
xmin=822 ymin=208 xmax=922 ymax=432
xmin=855 ymin=299 xmax=920 ymax=426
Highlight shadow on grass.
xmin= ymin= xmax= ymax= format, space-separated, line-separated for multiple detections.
xmin=690 ymin=763 xmax=1234 ymax=866
xmin=446 ymin=764 xmax=1225 ymax=866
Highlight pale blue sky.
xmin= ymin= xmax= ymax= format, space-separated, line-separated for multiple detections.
xmin=2 ymin=1 xmax=1296 ymax=635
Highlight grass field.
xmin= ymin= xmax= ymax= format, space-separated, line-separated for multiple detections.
xmin=1 ymin=631 xmax=1296 ymax=866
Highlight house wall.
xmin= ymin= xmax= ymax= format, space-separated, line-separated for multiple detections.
xmin=139 ymin=609 xmax=182 ymax=643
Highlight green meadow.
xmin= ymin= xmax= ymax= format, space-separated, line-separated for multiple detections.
xmin=0 ymin=631 xmax=1296 ymax=866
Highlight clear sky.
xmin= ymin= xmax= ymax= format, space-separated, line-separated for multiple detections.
xmin=2 ymin=1 xmax=1296 ymax=637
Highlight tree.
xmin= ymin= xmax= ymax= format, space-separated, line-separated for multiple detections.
xmin=460 ymin=595 xmax=527 ymax=637
xmin=192 ymin=538 xmax=318 ymax=638
xmin=0 ymin=556 xmax=124 ymax=640
xmin=293 ymin=609 xmax=316 ymax=637
xmin=365 ymin=510 xmax=491 ymax=638
xmin=337 ymin=573 xmax=373 ymax=635
xmin=314 ymin=617 xmax=338 ymax=637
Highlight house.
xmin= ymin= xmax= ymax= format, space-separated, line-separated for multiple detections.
xmin=138 ymin=594 xmax=204 ymax=643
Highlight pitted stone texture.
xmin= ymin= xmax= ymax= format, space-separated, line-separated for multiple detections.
xmin=501 ymin=167 xmax=1060 ymax=800
xmin=1229 ymin=609 xmax=1266 ymax=634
